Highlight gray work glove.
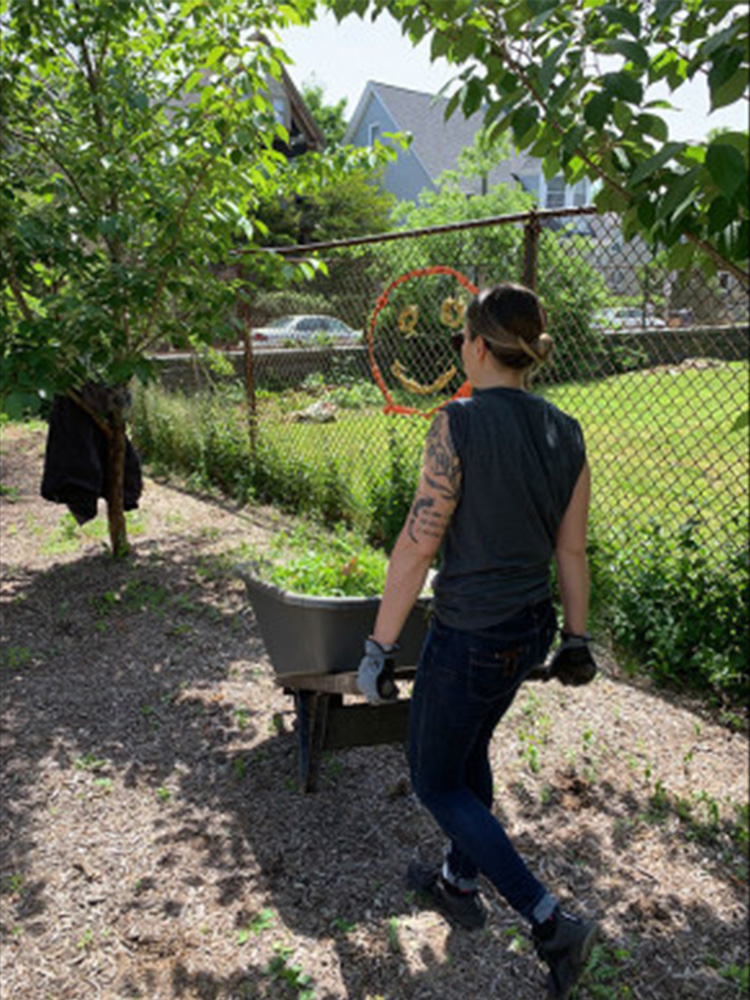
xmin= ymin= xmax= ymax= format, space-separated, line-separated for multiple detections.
xmin=357 ymin=638 xmax=399 ymax=704
xmin=548 ymin=632 xmax=598 ymax=686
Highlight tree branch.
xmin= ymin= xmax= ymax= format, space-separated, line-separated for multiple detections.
xmin=1 ymin=244 xmax=35 ymax=323
xmin=424 ymin=2 xmax=749 ymax=284
xmin=140 ymin=151 xmax=221 ymax=343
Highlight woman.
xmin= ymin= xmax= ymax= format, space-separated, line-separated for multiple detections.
xmin=358 ymin=283 xmax=598 ymax=1000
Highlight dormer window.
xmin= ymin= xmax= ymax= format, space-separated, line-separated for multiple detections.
xmin=368 ymin=122 xmax=380 ymax=146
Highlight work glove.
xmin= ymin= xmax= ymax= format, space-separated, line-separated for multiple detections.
xmin=357 ymin=638 xmax=400 ymax=704
xmin=548 ymin=632 xmax=598 ymax=686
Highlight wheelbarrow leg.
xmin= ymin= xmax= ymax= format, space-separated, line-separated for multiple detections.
xmin=295 ymin=691 xmax=332 ymax=793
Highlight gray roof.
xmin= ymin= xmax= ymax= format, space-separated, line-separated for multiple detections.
xmin=346 ymin=81 xmax=519 ymax=188
xmin=373 ymin=81 xmax=481 ymax=178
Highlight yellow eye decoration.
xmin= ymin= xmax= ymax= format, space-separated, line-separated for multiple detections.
xmin=440 ymin=297 xmax=466 ymax=329
xmin=398 ymin=304 xmax=419 ymax=335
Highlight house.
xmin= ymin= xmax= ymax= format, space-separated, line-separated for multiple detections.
xmin=266 ymin=59 xmax=326 ymax=158
xmin=182 ymin=35 xmax=325 ymax=159
xmin=344 ymin=80 xmax=591 ymax=209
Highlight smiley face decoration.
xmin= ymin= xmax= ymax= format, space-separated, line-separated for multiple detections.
xmin=367 ymin=266 xmax=478 ymax=416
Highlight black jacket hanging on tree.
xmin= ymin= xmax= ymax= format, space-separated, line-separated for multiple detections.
xmin=41 ymin=395 xmax=143 ymax=525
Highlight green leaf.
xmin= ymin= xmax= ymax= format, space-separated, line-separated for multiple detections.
xmin=561 ymin=125 xmax=584 ymax=156
xmin=730 ymin=410 xmax=749 ymax=432
xmin=636 ymin=113 xmax=668 ymax=142
xmin=629 ymin=142 xmax=685 ymax=186
xmin=538 ymin=41 xmax=569 ymax=91
xmin=705 ymin=142 xmax=748 ymax=196
xmin=612 ymin=100 xmax=633 ymax=131
xmin=462 ymin=77 xmax=484 ymax=117
xmin=711 ymin=68 xmax=749 ymax=111
xmin=184 ymin=69 xmax=204 ymax=94
xmin=607 ymin=40 xmax=649 ymax=68
xmin=1 ymin=390 xmax=43 ymax=419
xmin=653 ymin=0 xmax=683 ymax=26
xmin=430 ymin=31 xmax=451 ymax=60
xmin=708 ymin=48 xmax=746 ymax=110
xmin=659 ymin=167 xmax=700 ymax=222
xmin=698 ymin=22 xmax=743 ymax=61
xmin=584 ymin=91 xmax=613 ymax=129
xmin=528 ymin=0 xmax=559 ymax=15
xmin=708 ymin=195 xmax=736 ymax=234
xmin=603 ymin=71 xmax=643 ymax=105
xmin=511 ymin=105 xmax=539 ymax=145
xmin=611 ymin=147 xmax=631 ymax=173
xmin=637 ymin=197 xmax=657 ymax=230
xmin=599 ymin=3 xmax=641 ymax=38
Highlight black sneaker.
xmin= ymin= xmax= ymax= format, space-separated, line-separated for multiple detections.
xmin=533 ymin=908 xmax=599 ymax=999
xmin=406 ymin=861 xmax=487 ymax=930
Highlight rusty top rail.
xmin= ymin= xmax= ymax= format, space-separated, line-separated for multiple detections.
xmin=230 ymin=206 xmax=599 ymax=258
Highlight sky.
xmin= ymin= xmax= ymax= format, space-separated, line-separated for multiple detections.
xmin=280 ymin=9 xmax=748 ymax=141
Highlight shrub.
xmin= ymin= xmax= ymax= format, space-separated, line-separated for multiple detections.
xmin=367 ymin=421 xmax=420 ymax=551
xmin=592 ymin=515 xmax=749 ymax=705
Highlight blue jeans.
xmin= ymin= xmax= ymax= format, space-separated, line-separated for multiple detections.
xmin=408 ymin=599 xmax=557 ymax=921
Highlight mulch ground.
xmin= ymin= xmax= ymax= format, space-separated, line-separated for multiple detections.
xmin=1 ymin=422 xmax=747 ymax=1000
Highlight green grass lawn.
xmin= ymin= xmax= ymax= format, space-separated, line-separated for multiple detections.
xmin=544 ymin=363 xmax=748 ymax=549
xmin=252 ymin=361 xmax=748 ymax=551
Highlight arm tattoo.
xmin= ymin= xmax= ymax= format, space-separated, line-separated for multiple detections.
xmin=423 ymin=413 xmax=461 ymax=501
xmin=407 ymin=494 xmax=448 ymax=544
xmin=406 ymin=414 xmax=461 ymax=544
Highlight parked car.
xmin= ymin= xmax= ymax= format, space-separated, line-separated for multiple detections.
xmin=667 ymin=309 xmax=695 ymax=328
xmin=593 ymin=307 xmax=666 ymax=331
xmin=252 ymin=314 xmax=362 ymax=346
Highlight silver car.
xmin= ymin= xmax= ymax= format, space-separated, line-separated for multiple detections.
xmin=252 ymin=314 xmax=362 ymax=346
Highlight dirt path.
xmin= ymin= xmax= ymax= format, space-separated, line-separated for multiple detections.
xmin=1 ymin=423 xmax=747 ymax=1000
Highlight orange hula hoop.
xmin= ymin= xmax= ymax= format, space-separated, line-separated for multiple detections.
xmin=368 ymin=265 xmax=478 ymax=417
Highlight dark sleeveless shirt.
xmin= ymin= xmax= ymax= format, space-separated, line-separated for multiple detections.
xmin=432 ymin=387 xmax=586 ymax=631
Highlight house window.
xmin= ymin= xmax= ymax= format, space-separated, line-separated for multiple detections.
xmin=368 ymin=122 xmax=380 ymax=146
xmin=545 ymin=176 xmax=566 ymax=209
xmin=272 ymin=97 xmax=287 ymax=127
xmin=573 ymin=179 xmax=588 ymax=207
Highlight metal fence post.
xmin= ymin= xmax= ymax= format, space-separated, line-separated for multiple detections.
xmin=237 ymin=294 xmax=257 ymax=458
xmin=523 ymin=211 xmax=541 ymax=290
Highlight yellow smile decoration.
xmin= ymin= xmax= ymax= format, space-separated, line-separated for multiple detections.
xmin=390 ymin=359 xmax=458 ymax=396
xmin=367 ymin=265 xmax=478 ymax=417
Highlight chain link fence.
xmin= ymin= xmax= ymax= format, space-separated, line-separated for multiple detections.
xmin=153 ymin=208 xmax=748 ymax=565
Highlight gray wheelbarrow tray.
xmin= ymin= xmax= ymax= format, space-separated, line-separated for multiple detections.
xmin=238 ymin=567 xmax=549 ymax=791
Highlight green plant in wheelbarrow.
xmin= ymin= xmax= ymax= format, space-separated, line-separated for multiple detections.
xmin=237 ymin=525 xmax=431 ymax=686
xmin=238 ymin=523 xmax=594 ymax=690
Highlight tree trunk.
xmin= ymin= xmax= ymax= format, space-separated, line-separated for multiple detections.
xmin=105 ymin=402 xmax=129 ymax=558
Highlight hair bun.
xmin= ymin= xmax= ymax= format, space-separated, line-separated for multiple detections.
xmin=535 ymin=332 xmax=554 ymax=363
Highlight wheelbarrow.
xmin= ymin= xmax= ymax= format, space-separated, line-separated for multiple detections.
xmin=238 ymin=568 xmax=551 ymax=792
xmin=238 ymin=568 xmax=431 ymax=791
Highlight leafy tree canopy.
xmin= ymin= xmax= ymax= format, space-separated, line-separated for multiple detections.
xmin=0 ymin=0 xmax=323 ymax=413
xmin=324 ymin=0 xmax=749 ymax=283
xmin=256 ymin=140 xmax=397 ymax=245
xmin=301 ymin=77 xmax=349 ymax=146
